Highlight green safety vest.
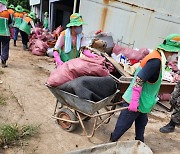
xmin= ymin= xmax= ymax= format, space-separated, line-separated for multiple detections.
xmin=60 ymin=46 xmax=80 ymax=62
xmin=58 ymin=30 xmax=80 ymax=62
xmin=19 ymin=17 xmax=32 ymax=35
xmin=14 ymin=17 xmax=23 ymax=28
xmin=13 ymin=12 xmax=23 ymax=28
xmin=0 ymin=10 xmax=10 ymax=36
xmin=123 ymin=50 xmax=162 ymax=113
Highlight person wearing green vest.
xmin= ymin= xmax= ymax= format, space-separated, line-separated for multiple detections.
xmin=0 ymin=0 xmax=12 ymax=68
xmin=13 ymin=5 xmax=24 ymax=46
xmin=43 ymin=11 xmax=48 ymax=30
xmin=53 ymin=13 xmax=86 ymax=66
xmin=110 ymin=34 xmax=180 ymax=142
xmin=7 ymin=4 xmax=14 ymax=16
xmin=19 ymin=11 xmax=36 ymax=50
xmin=7 ymin=4 xmax=14 ymax=39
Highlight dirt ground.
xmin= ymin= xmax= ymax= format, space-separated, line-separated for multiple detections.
xmin=0 ymin=40 xmax=180 ymax=154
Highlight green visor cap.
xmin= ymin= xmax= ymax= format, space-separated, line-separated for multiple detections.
xmin=15 ymin=5 xmax=23 ymax=12
xmin=66 ymin=13 xmax=86 ymax=28
xmin=28 ymin=12 xmax=36 ymax=20
xmin=8 ymin=4 xmax=14 ymax=9
xmin=157 ymin=34 xmax=180 ymax=52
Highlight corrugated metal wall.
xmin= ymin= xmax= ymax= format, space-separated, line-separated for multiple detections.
xmin=79 ymin=0 xmax=180 ymax=49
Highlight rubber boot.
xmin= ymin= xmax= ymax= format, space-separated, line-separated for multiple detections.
xmin=14 ymin=40 xmax=17 ymax=46
xmin=1 ymin=60 xmax=7 ymax=68
xmin=159 ymin=120 xmax=176 ymax=133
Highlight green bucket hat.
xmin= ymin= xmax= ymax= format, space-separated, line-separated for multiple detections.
xmin=8 ymin=4 xmax=14 ymax=9
xmin=0 ymin=0 xmax=7 ymax=5
xmin=15 ymin=5 xmax=23 ymax=13
xmin=66 ymin=13 xmax=86 ymax=28
xmin=157 ymin=34 xmax=180 ymax=52
xmin=44 ymin=12 xmax=48 ymax=16
xmin=28 ymin=12 xmax=36 ymax=20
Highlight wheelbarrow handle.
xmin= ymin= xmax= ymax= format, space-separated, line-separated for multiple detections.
xmin=93 ymin=107 xmax=128 ymax=117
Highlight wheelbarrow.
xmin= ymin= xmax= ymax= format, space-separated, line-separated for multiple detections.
xmin=46 ymin=83 xmax=127 ymax=138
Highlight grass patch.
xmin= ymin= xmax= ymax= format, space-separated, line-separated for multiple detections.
xmin=0 ymin=95 xmax=6 ymax=105
xmin=0 ymin=124 xmax=38 ymax=148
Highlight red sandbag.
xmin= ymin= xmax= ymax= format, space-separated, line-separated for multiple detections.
xmin=123 ymin=48 xmax=149 ymax=61
xmin=31 ymin=39 xmax=49 ymax=56
xmin=47 ymin=56 xmax=110 ymax=87
xmin=158 ymin=93 xmax=171 ymax=101
xmin=112 ymin=44 xmax=150 ymax=61
xmin=112 ymin=44 xmax=126 ymax=55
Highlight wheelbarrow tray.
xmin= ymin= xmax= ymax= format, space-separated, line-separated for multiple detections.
xmin=67 ymin=140 xmax=153 ymax=154
xmin=47 ymin=85 xmax=119 ymax=115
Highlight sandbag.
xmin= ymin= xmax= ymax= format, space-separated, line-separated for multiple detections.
xmin=47 ymin=56 xmax=110 ymax=87
xmin=158 ymin=93 xmax=171 ymax=101
xmin=31 ymin=39 xmax=49 ymax=56
xmin=112 ymin=44 xmax=150 ymax=61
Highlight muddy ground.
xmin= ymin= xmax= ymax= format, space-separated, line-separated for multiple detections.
xmin=0 ymin=40 xmax=179 ymax=154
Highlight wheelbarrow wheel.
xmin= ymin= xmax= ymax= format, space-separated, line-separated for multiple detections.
xmin=56 ymin=108 xmax=78 ymax=132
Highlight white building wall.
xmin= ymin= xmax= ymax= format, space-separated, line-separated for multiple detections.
xmin=79 ymin=0 xmax=180 ymax=49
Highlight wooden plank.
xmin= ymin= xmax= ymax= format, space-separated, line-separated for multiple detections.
xmin=104 ymin=56 xmax=131 ymax=77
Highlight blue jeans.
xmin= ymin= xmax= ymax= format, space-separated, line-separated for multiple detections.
xmin=14 ymin=27 xmax=19 ymax=41
xmin=0 ymin=36 xmax=10 ymax=61
xmin=111 ymin=101 xmax=148 ymax=142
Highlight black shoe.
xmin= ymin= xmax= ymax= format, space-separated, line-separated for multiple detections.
xmin=135 ymin=137 xmax=144 ymax=143
xmin=1 ymin=60 xmax=7 ymax=68
xmin=160 ymin=123 xmax=175 ymax=133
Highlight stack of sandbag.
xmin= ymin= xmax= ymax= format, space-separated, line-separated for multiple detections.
xmin=29 ymin=27 xmax=54 ymax=56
